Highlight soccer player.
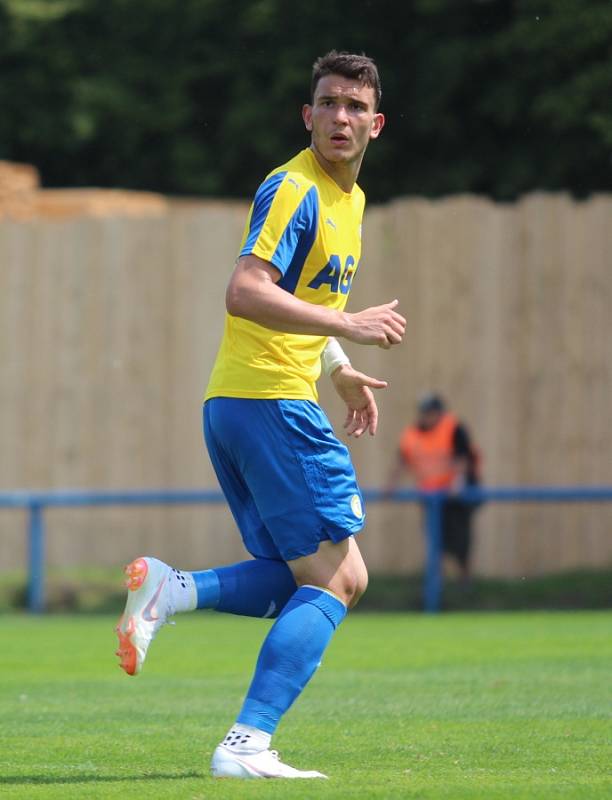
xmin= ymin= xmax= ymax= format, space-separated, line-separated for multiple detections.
xmin=115 ymin=50 xmax=405 ymax=779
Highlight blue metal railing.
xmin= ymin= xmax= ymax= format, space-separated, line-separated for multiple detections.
xmin=0 ymin=489 xmax=225 ymax=614
xmin=1 ymin=486 xmax=611 ymax=613
xmin=372 ymin=486 xmax=612 ymax=612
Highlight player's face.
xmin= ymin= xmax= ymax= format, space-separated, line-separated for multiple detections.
xmin=303 ymin=74 xmax=385 ymax=167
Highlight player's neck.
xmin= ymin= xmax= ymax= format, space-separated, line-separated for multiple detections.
xmin=309 ymin=145 xmax=363 ymax=194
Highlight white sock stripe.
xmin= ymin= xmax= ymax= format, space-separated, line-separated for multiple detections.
xmin=300 ymin=584 xmax=347 ymax=608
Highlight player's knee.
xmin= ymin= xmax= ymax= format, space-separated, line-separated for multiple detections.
xmin=289 ymin=537 xmax=368 ymax=608
xmin=346 ymin=565 xmax=368 ymax=609
xmin=334 ymin=562 xmax=368 ymax=609
xmin=315 ymin=566 xmax=367 ymax=609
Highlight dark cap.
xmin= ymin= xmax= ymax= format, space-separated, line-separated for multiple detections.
xmin=417 ymin=392 xmax=445 ymax=414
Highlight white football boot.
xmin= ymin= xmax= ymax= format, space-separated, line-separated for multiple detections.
xmin=115 ymin=556 xmax=175 ymax=676
xmin=211 ymin=744 xmax=328 ymax=779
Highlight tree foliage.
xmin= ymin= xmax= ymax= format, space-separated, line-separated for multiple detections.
xmin=1 ymin=0 xmax=611 ymax=201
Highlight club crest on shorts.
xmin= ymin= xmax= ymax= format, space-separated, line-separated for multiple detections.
xmin=350 ymin=494 xmax=363 ymax=519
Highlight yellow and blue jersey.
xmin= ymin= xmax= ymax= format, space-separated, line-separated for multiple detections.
xmin=205 ymin=147 xmax=365 ymax=402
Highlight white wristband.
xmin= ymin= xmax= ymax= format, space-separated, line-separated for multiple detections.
xmin=321 ymin=337 xmax=351 ymax=376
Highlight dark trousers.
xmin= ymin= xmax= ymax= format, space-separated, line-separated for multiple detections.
xmin=441 ymin=499 xmax=474 ymax=569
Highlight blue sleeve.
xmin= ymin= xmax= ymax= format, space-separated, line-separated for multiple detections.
xmin=240 ymin=173 xmax=319 ymax=277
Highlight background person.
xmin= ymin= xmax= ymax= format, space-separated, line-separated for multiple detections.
xmin=386 ymin=393 xmax=481 ymax=581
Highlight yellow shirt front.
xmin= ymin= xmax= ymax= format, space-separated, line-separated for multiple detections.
xmin=205 ymin=148 xmax=365 ymax=402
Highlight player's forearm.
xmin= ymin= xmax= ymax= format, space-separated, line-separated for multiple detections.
xmin=322 ymin=338 xmax=351 ymax=375
xmin=226 ymin=257 xmax=405 ymax=346
xmin=227 ymin=276 xmax=348 ymax=337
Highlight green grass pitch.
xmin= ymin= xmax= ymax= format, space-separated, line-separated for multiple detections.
xmin=1 ymin=611 xmax=611 ymax=799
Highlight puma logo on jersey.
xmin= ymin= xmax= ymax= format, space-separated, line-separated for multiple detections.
xmin=287 ymin=177 xmax=301 ymax=190
xmin=325 ymin=217 xmax=337 ymax=230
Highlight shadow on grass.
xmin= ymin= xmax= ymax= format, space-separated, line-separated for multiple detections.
xmin=0 ymin=771 xmax=204 ymax=786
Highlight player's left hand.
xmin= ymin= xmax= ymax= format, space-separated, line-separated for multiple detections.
xmin=330 ymin=364 xmax=388 ymax=437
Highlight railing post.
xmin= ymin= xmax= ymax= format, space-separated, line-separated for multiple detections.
xmin=27 ymin=504 xmax=46 ymax=613
xmin=424 ymin=493 xmax=444 ymax=613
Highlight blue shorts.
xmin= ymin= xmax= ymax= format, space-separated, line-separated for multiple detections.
xmin=203 ymin=398 xmax=365 ymax=562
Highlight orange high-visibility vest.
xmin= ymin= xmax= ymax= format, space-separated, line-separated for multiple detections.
xmin=399 ymin=412 xmax=459 ymax=491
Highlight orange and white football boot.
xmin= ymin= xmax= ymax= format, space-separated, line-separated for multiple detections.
xmin=115 ymin=556 xmax=175 ymax=676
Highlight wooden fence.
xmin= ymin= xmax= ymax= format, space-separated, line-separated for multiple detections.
xmin=1 ymin=193 xmax=611 ymax=576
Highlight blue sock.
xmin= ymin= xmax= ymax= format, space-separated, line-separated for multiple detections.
xmin=191 ymin=558 xmax=297 ymax=619
xmin=237 ymin=585 xmax=347 ymax=734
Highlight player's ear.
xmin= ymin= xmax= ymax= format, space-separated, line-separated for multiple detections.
xmin=369 ymin=112 xmax=385 ymax=140
xmin=302 ymin=104 xmax=313 ymax=132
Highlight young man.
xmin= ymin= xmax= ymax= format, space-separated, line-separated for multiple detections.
xmin=116 ymin=50 xmax=405 ymax=779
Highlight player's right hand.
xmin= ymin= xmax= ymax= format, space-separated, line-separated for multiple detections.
xmin=343 ymin=299 xmax=406 ymax=349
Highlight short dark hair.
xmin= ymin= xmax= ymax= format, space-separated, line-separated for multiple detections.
xmin=418 ymin=393 xmax=446 ymax=414
xmin=311 ymin=50 xmax=382 ymax=110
